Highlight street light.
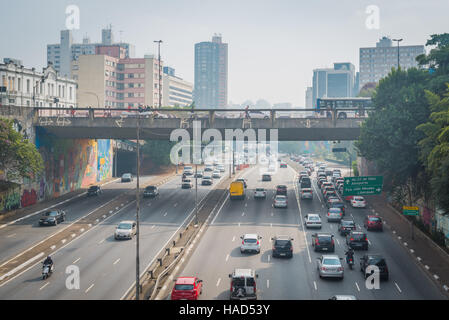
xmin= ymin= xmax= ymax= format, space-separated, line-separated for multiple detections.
xmin=135 ymin=111 xmax=141 ymax=299
xmin=392 ymin=38 xmax=403 ymax=69
xmin=153 ymin=40 xmax=163 ymax=108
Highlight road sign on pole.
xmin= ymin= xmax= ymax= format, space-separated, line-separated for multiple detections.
xmin=343 ymin=176 xmax=383 ymax=196
xmin=403 ymin=206 xmax=419 ymax=216
xmin=332 ymin=147 xmax=347 ymax=152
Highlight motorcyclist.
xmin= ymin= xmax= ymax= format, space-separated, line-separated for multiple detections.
xmin=345 ymin=248 xmax=354 ymax=264
xmin=43 ymin=256 xmax=54 ymax=272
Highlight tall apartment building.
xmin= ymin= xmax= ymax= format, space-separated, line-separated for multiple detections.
xmin=305 ymin=87 xmax=313 ymax=108
xmin=73 ymin=50 xmax=163 ymax=109
xmin=47 ymin=27 xmax=135 ymax=78
xmin=162 ymin=67 xmax=193 ymax=107
xmin=0 ymin=58 xmax=76 ymax=108
xmin=194 ymin=34 xmax=228 ymax=108
xmin=359 ymin=36 xmax=425 ymax=88
xmin=312 ymin=62 xmax=356 ymax=107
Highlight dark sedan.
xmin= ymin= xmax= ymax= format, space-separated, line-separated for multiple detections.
xmin=39 ymin=210 xmax=66 ymax=226
xmin=87 ymin=185 xmax=102 ymax=196
xmin=360 ymin=254 xmax=389 ymax=280
xmin=338 ymin=219 xmax=356 ymax=236
xmin=271 ymin=236 xmax=294 ymax=258
xmin=346 ymin=231 xmax=369 ymax=250
xmin=311 ymin=233 xmax=335 ymax=252
xmin=143 ymin=186 xmax=159 ymax=198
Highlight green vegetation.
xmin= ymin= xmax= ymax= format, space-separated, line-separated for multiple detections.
xmin=0 ymin=118 xmax=43 ymax=182
xmin=142 ymin=140 xmax=176 ymax=167
xmin=355 ymin=33 xmax=449 ymax=215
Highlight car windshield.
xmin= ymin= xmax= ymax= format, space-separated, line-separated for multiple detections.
xmin=88 ymin=186 xmax=98 ymax=191
xmin=118 ymin=223 xmax=132 ymax=229
xmin=44 ymin=211 xmax=58 ymax=217
xmin=175 ymin=284 xmax=194 ymax=291
xmin=323 ymin=258 xmax=340 ymax=265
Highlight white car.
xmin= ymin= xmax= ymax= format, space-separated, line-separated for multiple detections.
xmin=114 ymin=220 xmax=136 ymax=240
xmin=304 ymin=213 xmax=322 ymax=229
xmin=217 ymin=165 xmax=225 ymax=172
xmin=317 ymin=255 xmax=344 ymax=279
xmin=273 ymin=195 xmax=288 ymax=208
xmin=182 ymin=179 xmax=193 ymax=189
xmin=254 ymin=188 xmax=267 ymax=199
xmin=240 ymin=234 xmax=262 ymax=254
xmin=351 ymin=196 xmax=366 ymax=208
xmin=212 ymin=171 xmax=221 ymax=179
xmin=183 ymin=166 xmax=194 ymax=176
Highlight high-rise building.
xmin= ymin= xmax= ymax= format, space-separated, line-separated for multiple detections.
xmin=162 ymin=67 xmax=193 ymax=107
xmin=194 ymin=34 xmax=228 ymax=108
xmin=47 ymin=27 xmax=135 ymax=78
xmin=73 ymin=51 xmax=163 ymax=109
xmin=359 ymin=36 xmax=425 ymax=88
xmin=312 ymin=62 xmax=356 ymax=107
xmin=305 ymin=87 xmax=313 ymax=108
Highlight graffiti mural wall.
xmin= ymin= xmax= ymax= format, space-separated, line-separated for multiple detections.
xmin=1 ymin=131 xmax=113 ymax=213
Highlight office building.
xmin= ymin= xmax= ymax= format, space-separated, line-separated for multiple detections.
xmin=0 ymin=58 xmax=76 ymax=108
xmin=359 ymin=36 xmax=425 ymax=87
xmin=47 ymin=27 xmax=135 ymax=78
xmin=305 ymin=87 xmax=313 ymax=108
xmin=312 ymin=62 xmax=356 ymax=107
xmin=194 ymin=34 xmax=228 ymax=108
xmin=162 ymin=68 xmax=193 ymax=107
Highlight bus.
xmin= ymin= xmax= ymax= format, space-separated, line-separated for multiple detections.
xmin=315 ymin=98 xmax=373 ymax=119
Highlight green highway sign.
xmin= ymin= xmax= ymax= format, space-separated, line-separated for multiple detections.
xmin=343 ymin=176 xmax=383 ymax=196
xmin=332 ymin=147 xmax=347 ymax=153
xmin=403 ymin=206 xmax=419 ymax=216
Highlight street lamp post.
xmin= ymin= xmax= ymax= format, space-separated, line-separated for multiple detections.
xmin=153 ymin=40 xmax=163 ymax=108
xmin=135 ymin=113 xmax=141 ymax=299
xmin=195 ymin=164 xmax=198 ymax=225
xmin=392 ymin=38 xmax=403 ymax=69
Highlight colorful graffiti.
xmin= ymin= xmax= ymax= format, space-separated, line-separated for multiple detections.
xmin=0 ymin=188 xmax=21 ymax=212
xmin=21 ymin=189 xmax=37 ymax=208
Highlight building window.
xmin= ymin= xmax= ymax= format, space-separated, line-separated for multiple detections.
xmin=26 ymin=79 xmax=30 ymax=93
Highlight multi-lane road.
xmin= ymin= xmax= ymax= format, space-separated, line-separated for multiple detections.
xmin=0 ymin=170 xmax=228 ymax=299
xmin=170 ymin=162 xmax=446 ymax=300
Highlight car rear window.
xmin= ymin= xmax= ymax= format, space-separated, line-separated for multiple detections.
xmin=276 ymin=196 xmax=286 ymax=200
xmin=354 ymin=197 xmax=365 ymax=201
xmin=352 ymin=233 xmax=366 ymax=240
xmin=309 ymin=216 xmax=320 ymax=221
xmin=318 ymin=235 xmax=332 ymax=242
xmin=232 ymin=278 xmax=245 ymax=287
xmin=368 ymin=217 xmax=381 ymax=221
xmin=88 ymin=186 xmax=98 ymax=191
xmin=146 ymin=186 xmax=156 ymax=190
xmin=246 ymin=278 xmax=255 ymax=286
xmin=323 ymin=258 xmax=340 ymax=265
xmin=275 ymin=240 xmax=291 ymax=247
xmin=368 ymin=257 xmax=386 ymax=266
xmin=44 ymin=211 xmax=59 ymax=216
xmin=175 ymin=284 xmax=194 ymax=291
xmin=329 ymin=208 xmax=341 ymax=214
xmin=341 ymin=220 xmax=355 ymax=227
xmin=256 ymin=188 xmax=265 ymax=191
xmin=244 ymin=238 xmax=257 ymax=244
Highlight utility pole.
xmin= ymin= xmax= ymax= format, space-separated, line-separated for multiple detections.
xmin=135 ymin=113 xmax=141 ymax=300
xmin=392 ymin=38 xmax=403 ymax=69
xmin=195 ymin=164 xmax=198 ymax=225
xmin=154 ymin=40 xmax=163 ymax=108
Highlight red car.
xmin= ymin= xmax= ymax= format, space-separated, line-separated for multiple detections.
xmin=364 ymin=215 xmax=383 ymax=231
xmin=171 ymin=277 xmax=203 ymax=300
xmin=345 ymin=195 xmax=354 ymax=202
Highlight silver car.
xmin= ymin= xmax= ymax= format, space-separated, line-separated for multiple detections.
xmin=327 ymin=208 xmax=343 ymax=222
xmin=300 ymin=188 xmax=313 ymax=199
xmin=304 ymin=213 xmax=322 ymax=229
xmin=273 ymin=195 xmax=288 ymax=208
xmin=114 ymin=220 xmax=137 ymax=240
xmin=317 ymin=255 xmax=344 ymax=279
xmin=240 ymin=234 xmax=262 ymax=254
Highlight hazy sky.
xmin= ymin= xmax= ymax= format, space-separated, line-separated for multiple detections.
xmin=1 ymin=0 xmax=448 ymax=106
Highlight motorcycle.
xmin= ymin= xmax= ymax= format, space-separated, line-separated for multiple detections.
xmin=346 ymin=256 xmax=354 ymax=270
xmin=42 ymin=263 xmax=53 ymax=280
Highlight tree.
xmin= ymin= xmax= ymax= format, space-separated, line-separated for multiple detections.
xmin=355 ymin=67 xmax=430 ymax=189
xmin=141 ymin=140 xmax=176 ymax=167
xmin=417 ymin=85 xmax=449 ymax=213
xmin=0 ymin=118 xmax=43 ymax=181
xmin=358 ymin=82 xmax=377 ymax=98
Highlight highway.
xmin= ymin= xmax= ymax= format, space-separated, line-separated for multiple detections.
xmin=0 ymin=169 xmax=228 ymax=299
xmin=170 ymin=161 xmax=446 ymax=300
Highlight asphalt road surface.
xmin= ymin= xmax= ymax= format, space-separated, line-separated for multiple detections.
xmin=173 ymin=163 xmax=445 ymax=300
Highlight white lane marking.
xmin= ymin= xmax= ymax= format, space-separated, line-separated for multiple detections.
xmin=71 ymin=233 xmax=76 ymax=238
xmin=410 ymin=249 xmax=414 ymax=253
xmin=88 ymin=224 xmax=92 ymax=228
xmin=80 ymin=228 xmax=85 ymax=233
xmin=115 ymin=207 xmax=119 ymax=210
xmin=313 ymin=281 xmax=317 ymax=290
xmin=268 ymin=255 xmax=271 ymax=262
xmin=109 ymin=211 xmax=113 ymax=214
xmin=121 ymin=204 xmax=124 ymax=207
xmin=85 ymin=283 xmax=94 ymax=293
xmin=335 ymin=238 xmax=340 ymax=245
xmin=392 ymin=230 xmax=396 ymax=234
xmin=267 ymin=279 xmax=270 ymax=288
xmin=329 ymin=224 xmax=333 ymax=229
xmin=238 ymin=222 xmax=241 ymax=227
xmin=398 ymin=236 xmax=402 ymax=240
xmin=417 ymin=257 xmax=422 ymax=261
xmin=211 ymin=194 xmax=230 ymax=225
xmin=242 ymin=212 xmax=245 ymax=216
xmin=61 ymin=239 xmax=66 ymax=244
xmin=0 ymin=252 xmax=44 ymax=281
xmin=95 ymin=219 xmax=99 ymax=223
xmin=113 ymin=258 xmax=120 ymax=265
xmin=368 ymin=239 xmax=371 ymax=245
xmin=232 ymin=236 xmax=235 ymax=242
xmin=216 ymin=278 xmax=221 ymax=286
xmin=6 ymin=233 xmax=16 ymax=238
xmin=50 ymin=245 xmax=56 ymax=250
xmin=174 ymin=203 xmax=178 ymax=207
xmin=355 ymin=282 xmax=360 ymax=292
xmin=73 ymin=257 xmax=81 ymax=264
xmin=434 ymin=274 xmax=439 ymax=280
xmin=151 ymin=225 xmax=155 ymax=229
xmin=270 ymin=223 xmax=273 ymax=228
xmin=148 ymin=203 xmax=152 ymax=207
xmin=39 ymin=282 xmax=50 ymax=290
xmin=271 ymin=212 xmax=273 ymax=216
xmin=395 ymin=282 xmax=402 ymax=293
xmin=425 ymin=265 xmax=430 ymax=270
xmin=98 ymin=238 xmax=105 ymax=244
xmin=245 ymin=203 xmax=247 ymax=208
xmin=163 ymin=212 xmax=167 ymax=217
xmin=225 ymin=254 xmax=229 ymax=262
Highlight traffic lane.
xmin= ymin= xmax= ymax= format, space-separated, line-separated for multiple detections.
xmin=174 ymin=166 xmax=313 ymax=300
xmin=0 ymin=175 xmax=157 ymax=265
xmin=0 ymin=173 xmax=217 ymax=299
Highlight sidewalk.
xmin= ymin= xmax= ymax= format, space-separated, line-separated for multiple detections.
xmin=369 ymin=193 xmax=449 ymax=298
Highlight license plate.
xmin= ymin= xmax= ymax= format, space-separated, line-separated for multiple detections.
xmin=322 ymin=248 xmax=328 ymax=251
xmin=280 ymin=253 xmax=285 ymax=256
